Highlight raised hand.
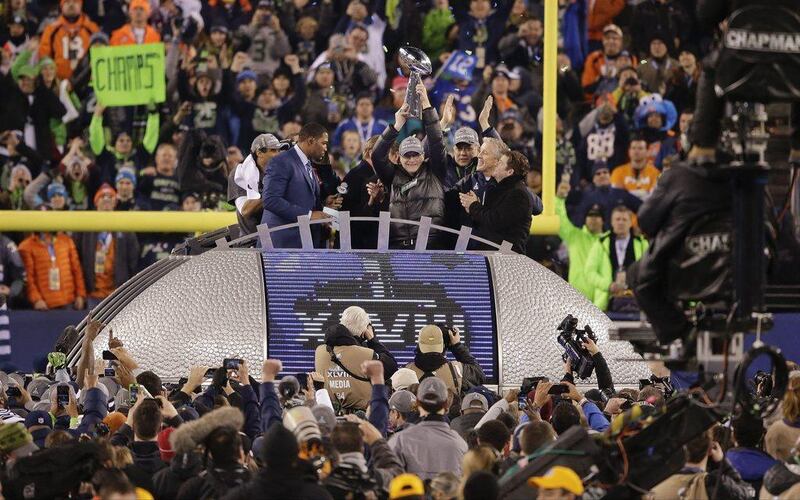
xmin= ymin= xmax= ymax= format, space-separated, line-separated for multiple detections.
xmin=478 ymin=95 xmax=494 ymax=131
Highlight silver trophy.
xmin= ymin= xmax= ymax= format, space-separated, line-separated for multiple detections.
xmin=398 ymin=46 xmax=432 ymax=119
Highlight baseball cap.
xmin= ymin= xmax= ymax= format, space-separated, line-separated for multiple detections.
xmin=586 ymin=204 xmax=604 ymax=219
xmin=251 ymin=133 xmax=281 ymax=154
xmin=417 ymin=325 xmax=444 ymax=354
xmin=210 ymin=24 xmax=229 ymax=34
xmin=454 ymin=127 xmax=479 ymax=146
xmin=529 ymin=466 xmax=585 ymax=495
xmin=390 ymin=368 xmax=419 ymax=391
xmin=27 ymin=376 xmax=53 ymax=401
xmin=417 ymin=377 xmax=448 ymax=407
xmin=392 ymin=75 xmax=409 ymax=91
xmin=603 ymin=24 xmax=623 ymax=37
xmin=236 ymin=70 xmax=257 ymax=84
xmin=399 ymin=137 xmax=423 ymax=157
xmin=389 ymin=390 xmax=416 ymax=414
xmin=389 ymin=473 xmax=425 ymax=499
xmin=24 ymin=411 xmax=53 ymax=429
xmin=257 ymin=0 xmax=273 ymax=8
xmin=461 ymin=392 xmax=488 ymax=412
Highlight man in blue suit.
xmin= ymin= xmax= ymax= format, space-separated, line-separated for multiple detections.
xmin=261 ymin=123 xmax=330 ymax=248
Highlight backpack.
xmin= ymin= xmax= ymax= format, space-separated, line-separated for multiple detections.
xmin=5 ymin=441 xmax=105 ymax=499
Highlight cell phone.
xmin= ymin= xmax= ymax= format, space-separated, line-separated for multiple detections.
xmin=548 ymin=384 xmax=570 ymax=396
xmin=6 ymin=387 xmax=21 ymax=398
xmin=314 ymin=379 xmax=325 ymax=391
xmin=104 ymin=367 xmax=116 ymax=377
xmin=128 ymin=384 xmax=139 ymax=405
xmin=223 ymin=358 xmax=243 ymax=370
xmin=102 ymin=350 xmax=118 ymax=361
xmin=204 ymin=368 xmax=217 ymax=378
xmin=295 ymin=373 xmax=309 ymax=390
xmin=57 ymin=385 xmax=70 ymax=407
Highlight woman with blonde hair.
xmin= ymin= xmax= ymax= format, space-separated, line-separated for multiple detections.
xmin=766 ymin=375 xmax=800 ymax=460
xmin=461 ymin=445 xmax=497 ymax=490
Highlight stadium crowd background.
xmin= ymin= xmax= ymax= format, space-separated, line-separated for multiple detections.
xmin=0 ymin=0 xmax=730 ymax=314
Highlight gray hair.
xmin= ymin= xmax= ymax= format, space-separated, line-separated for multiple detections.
xmin=340 ymin=306 xmax=370 ymax=336
xmin=482 ymin=137 xmax=509 ymax=159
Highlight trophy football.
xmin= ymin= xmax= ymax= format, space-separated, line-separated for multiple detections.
xmin=398 ymin=46 xmax=433 ymax=119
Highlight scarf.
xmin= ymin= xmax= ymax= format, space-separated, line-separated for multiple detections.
xmin=414 ymin=349 xmax=447 ymax=373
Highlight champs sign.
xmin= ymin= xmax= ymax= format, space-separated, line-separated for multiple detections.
xmin=90 ymin=43 xmax=166 ymax=106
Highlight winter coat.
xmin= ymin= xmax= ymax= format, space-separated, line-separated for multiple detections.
xmin=18 ymin=233 xmax=86 ymax=308
xmin=177 ymin=464 xmax=251 ymax=500
xmin=760 ymin=461 xmax=800 ymax=499
xmin=585 ymin=232 xmax=648 ymax=310
xmin=372 ymin=107 xmax=447 ymax=246
xmin=152 ymin=451 xmax=204 ymax=500
xmin=110 ymin=24 xmax=161 ymax=45
xmin=406 ymin=341 xmax=485 ymax=397
xmin=466 ymin=173 xmax=533 ymax=254
xmin=73 ymin=231 xmax=139 ymax=296
xmin=38 ymin=14 xmax=99 ymax=80
xmin=223 ymin=463 xmax=333 ymax=500
xmin=555 ymin=197 xmax=602 ymax=301
xmin=388 ymin=415 xmax=468 ymax=481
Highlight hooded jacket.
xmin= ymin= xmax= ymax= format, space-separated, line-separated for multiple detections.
xmin=555 ymin=197 xmax=601 ymax=301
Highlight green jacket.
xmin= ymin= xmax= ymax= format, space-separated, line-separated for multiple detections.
xmin=422 ymin=8 xmax=456 ymax=62
xmin=555 ymin=197 xmax=600 ymax=301
xmin=585 ymin=232 xmax=649 ymax=311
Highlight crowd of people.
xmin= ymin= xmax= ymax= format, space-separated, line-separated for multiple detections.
xmin=0 ymin=306 xmax=794 ymax=499
xmin=0 ymin=0 xmax=760 ymax=315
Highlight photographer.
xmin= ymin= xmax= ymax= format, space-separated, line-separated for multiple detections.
xmin=561 ymin=337 xmax=614 ymax=396
xmin=176 ymin=129 xmax=229 ymax=208
xmin=314 ymin=306 xmax=398 ymax=412
xmin=405 ymin=324 xmax=486 ymax=397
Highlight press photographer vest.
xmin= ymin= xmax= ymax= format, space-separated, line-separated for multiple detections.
xmin=715 ymin=1 xmax=800 ymax=102
xmin=314 ymin=344 xmax=375 ymax=411
xmin=406 ymin=361 xmax=463 ymax=395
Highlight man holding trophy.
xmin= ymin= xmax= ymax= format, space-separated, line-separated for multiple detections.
xmin=370 ymin=47 xmax=451 ymax=249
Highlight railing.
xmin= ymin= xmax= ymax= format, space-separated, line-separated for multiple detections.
xmin=213 ymin=211 xmax=516 ymax=253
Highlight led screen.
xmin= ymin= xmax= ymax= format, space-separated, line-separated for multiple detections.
xmin=262 ymin=251 xmax=497 ymax=382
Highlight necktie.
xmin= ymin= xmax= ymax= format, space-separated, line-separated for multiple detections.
xmin=305 ymin=161 xmax=316 ymax=192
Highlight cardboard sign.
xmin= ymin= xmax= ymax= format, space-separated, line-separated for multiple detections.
xmin=90 ymin=43 xmax=166 ymax=106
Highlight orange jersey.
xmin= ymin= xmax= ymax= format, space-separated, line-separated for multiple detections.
xmin=110 ymin=24 xmax=161 ymax=46
xmin=610 ymin=162 xmax=661 ymax=200
xmin=39 ymin=15 xmax=99 ymax=80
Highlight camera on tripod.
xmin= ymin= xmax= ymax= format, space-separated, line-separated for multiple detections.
xmin=556 ymin=315 xmax=598 ymax=379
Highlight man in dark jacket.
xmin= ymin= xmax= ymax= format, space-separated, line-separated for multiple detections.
xmin=74 ymin=184 xmax=139 ymax=306
xmin=460 ymin=150 xmax=534 ymax=254
xmin=176 ymin=426 xmax=251 ymax=500
xmin=340 ymin=136 xmax=385 ymax=249
xmin=406 ymin=324 xmax=485 ymax=397
xmin=450 ymin=393 xmax=488 ymax=439
xmin=627 ymin=161 xmax=731 ymax=344
xmin=0 ymin=64 xmax=66 ymax=163
xmin=568 ymin=160 xmax=642 ymax=230
xmin=372 ymin=84 xmax=447 ymax=249
xmin=727 ymin=415 xmax=776 ymax=494
xmin=224 ymin=424 xmax=334 ymax=500
xmin=324 ymin=417 xmax=403 ymax=499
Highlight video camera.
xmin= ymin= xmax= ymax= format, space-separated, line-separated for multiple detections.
xmin=638 ymin=374 xmax=674 ymax=399
xmin=556 ymin=315 xmax=597 ymax=379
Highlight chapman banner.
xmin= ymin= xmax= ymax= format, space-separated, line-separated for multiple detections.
xmin=90 ymin=43 xmax=166 ymax=106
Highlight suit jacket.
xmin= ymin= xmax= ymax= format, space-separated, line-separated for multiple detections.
xmin=261 ymin=147 xmax=321 ymax=248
